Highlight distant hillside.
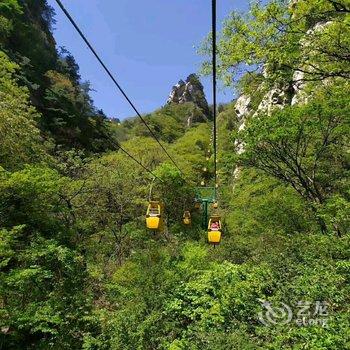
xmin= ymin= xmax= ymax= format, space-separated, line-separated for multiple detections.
xmin=0 ymin=0 xmax=112 ymax=152
xmin=0 ymin=1 xmax=349 ymax=350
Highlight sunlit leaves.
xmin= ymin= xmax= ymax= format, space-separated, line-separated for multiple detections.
xmin=0 ymin=51 xmax=44 ymax=170
xmin=240 ymin=81 xmax=350 ymax=233
xmin=201 ymin=0 xmax=350 ymax=88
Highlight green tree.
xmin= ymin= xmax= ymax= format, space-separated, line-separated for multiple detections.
xmin=78 ymin=152 xmax=149 ymax=267
xmin=0 ymin=167 xmax=97 ymax=349
xmin=240 ymin=82 xmax=350 ymax=234
xmin=0 ymin=51 xmax=45 ymax=170
xmin=201 ymin=0 xmax=350 ymax=87
xmin=0 ymin=0 xmax=21 ymax=43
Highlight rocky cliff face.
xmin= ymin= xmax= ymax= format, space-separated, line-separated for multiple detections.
xmin=167 ymin=74 xmax=210 ymax=116
xmin=231 ymin=10 xmax=332 ymax=177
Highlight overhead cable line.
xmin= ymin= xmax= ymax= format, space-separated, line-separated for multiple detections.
xmin=54 ymin=0 xmax=184 ymax=176
xmin=212 ymin=0 xmax=218 ymax=198
xmin=105 ymin=135 xmax=163 ymax=182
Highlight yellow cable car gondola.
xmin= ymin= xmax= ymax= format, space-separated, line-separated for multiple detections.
xmin=183 ymin=211 xmax=191 ymax=225
xmin=208 ymin=214 xmax=222 ymax=245
xmin=146 ymin=201 xmax=163 ymax=230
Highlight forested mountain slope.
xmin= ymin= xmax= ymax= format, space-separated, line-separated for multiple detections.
xmin=0 ymin=0 xmax=113 ymax=153
xmin=0 ymin=0 xmax=349 ymax=349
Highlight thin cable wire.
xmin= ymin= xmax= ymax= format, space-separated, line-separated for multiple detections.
xmin=105 ymin=135 xmax=163 ymax=182
xmin=54 ymin=0 xmax=184 ymax=176
xmin=212 ymin=0 xmax=218 ymax=199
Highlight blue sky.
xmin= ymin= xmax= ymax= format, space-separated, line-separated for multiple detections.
xmin=48 ymin=0 xmax=250 ymax=120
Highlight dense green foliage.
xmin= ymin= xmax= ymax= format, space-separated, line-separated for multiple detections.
xmin=0 ymin=0 xmax=112 ymax=152
xmin=201 ymin=0 xmax=350 ymax=86
xmin=241 ymin=82 xmax=349 ymax=235
xmin=0 ymin=51 xmax=45 ymax=170
xmin=1 ymin=0 xmax=349 ymax=349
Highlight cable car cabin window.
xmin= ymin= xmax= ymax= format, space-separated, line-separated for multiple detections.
xmin=210 ymin=221 xmax=220 ymax=230
xmin=149 ymin=207 xmax=160 ymax=217
xmin=208 ymin=216 xmax=222 ymax=245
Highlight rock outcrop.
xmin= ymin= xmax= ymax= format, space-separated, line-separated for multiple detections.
xmin=231 ymin=11 xmax=333 ymax=182
xmin=291 ymin=21 xmax=333 ymax=106
xmin=255 ymin=83 xmax=294 ymax=116
xmin=167 ymin=74 xmax=210 ymax=116
xmin=235 ymin=95 xmax=251 ymax=121
xmin=234 ymin=95 xmax=252 ymax=155
xmin=291 ymin=70 xmax=306 ymax=105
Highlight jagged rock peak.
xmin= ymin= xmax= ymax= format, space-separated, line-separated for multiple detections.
xmin=167 ymin=74 xmax=210 ymax=115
